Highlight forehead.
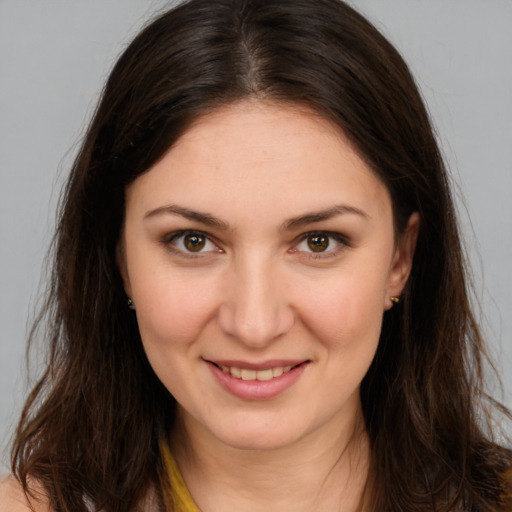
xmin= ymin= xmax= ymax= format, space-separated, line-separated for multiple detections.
xmin=170 ymin=100 xmax=354 ymax=172
xmin=126 ymin=100 xmax=392 ymax=225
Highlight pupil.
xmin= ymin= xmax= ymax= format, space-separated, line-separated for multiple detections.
xmin=185 ymin=234 xmax=205 ymax=251
xmin=308 ymin=235 xmax=328 ymax=252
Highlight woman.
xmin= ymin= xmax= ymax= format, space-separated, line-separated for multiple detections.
xmin=1 ymin=0 xmax=511 ymax=510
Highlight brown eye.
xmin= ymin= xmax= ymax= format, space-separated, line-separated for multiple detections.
xmin=166 ymin=230 xmax=219 ymax=256
xmin=307 ymin=234 xmax=329 ymax=252
xmin=184 ymin=233 xmax=206 ymax=252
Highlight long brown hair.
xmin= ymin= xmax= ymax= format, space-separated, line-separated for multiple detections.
xmin=12 ymin=0 xmax=511 ymax=510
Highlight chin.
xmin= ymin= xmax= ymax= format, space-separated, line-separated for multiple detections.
xmin=205 ymin=412 xmax=312 ymax=452
xmin=217 ymin=430 xmax=301 ymax=452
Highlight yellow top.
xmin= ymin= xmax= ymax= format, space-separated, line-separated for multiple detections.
xmin=160 ymin=440 xmax=201 ymax=512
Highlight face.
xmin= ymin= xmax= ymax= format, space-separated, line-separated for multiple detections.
xmin=119 ymin=101 xmax=418 ymax=452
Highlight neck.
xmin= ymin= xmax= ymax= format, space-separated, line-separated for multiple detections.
xmin=170 ymin=404 xmax=371 ymax=512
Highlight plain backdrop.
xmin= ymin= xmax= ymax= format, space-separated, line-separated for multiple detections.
xmin=1 ymin=0 xmax=511 ymax=471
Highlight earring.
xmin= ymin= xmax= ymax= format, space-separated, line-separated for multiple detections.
xmin=127 ymin=298 xmax=135 ymax=310
xmin=390 ymin=296 xmax=400 ymax=304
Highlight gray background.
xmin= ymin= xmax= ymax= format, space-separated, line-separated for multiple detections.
xmin=1 ymin=1 xmax=511 ymax=472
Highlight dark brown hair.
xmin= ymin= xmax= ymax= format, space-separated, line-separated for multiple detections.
xmin=12 ymin=0 xmax=511 ymax=510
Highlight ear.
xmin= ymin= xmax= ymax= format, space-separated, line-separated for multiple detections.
xmin=116 ymin=237 xmax=133 ymax=299
xmin=385 ymin=212 xmax=419 ymax=310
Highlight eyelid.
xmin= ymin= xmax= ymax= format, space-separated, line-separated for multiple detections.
xmin=161 ymin=229 xmax=222 ymax=256
xmin=291 ymin=230 xmax=351 ymax=258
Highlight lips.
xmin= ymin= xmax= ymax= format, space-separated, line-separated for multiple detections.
xmin=205 ymin=359 xmax=309 ymax=400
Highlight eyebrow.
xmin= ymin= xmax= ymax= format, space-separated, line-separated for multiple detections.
xmin=281 ymin=204 xmax=369 ymax=231
xmin=144 ymin=204 xmax=231 ymax=231
xmin=144 ymin=203 xmax=368 ymax=232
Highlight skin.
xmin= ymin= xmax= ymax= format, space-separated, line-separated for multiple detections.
xmin=118 ymin=100 xmax=419 ymax=511
xmin=0 ymin=477 xmax=52 ymax=512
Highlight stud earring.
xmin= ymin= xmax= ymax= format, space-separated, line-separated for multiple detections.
xmin=390 ymin=296 xmax=400 ymax=304
xmin=127 ymin=298 xmax=135 ymax=309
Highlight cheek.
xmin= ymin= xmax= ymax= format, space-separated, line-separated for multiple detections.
xmin=130 ymin=266 xmax=221 ymax=352
xmin=293 ymin=269 xmax=387 ymax=354
xmin=131 ymin=271 xmax=223 ymax=399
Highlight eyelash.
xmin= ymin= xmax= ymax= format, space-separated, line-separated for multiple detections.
xmin=161 ymin=230 xmax=350 ymax=260
xmin=292 ymin=231 xmax=350 ymax=260
xmin=161 ymin=230 xmax=221 ymax=258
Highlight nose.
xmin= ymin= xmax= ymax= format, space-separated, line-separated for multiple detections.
xmin=217 ymin=253 xmax=295 ymax=348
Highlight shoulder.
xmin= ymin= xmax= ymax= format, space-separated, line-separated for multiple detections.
xmin=0 ymin=475 xmax=53 ymax=512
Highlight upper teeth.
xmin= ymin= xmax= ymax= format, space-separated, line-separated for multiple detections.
xmin=220 ymin=365 xmax=294 ymax=381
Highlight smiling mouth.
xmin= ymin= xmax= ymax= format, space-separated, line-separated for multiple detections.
xmin=210 ymin=362 xmax=304 ymax=381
